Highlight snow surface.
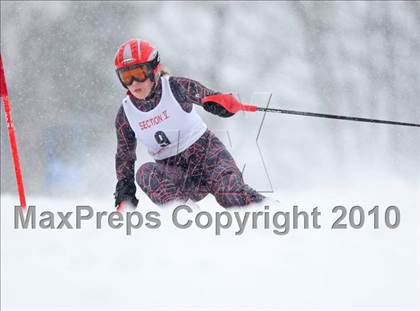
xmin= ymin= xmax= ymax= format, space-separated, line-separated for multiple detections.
xmin=1 ymin=178 xmax=418 ymax=311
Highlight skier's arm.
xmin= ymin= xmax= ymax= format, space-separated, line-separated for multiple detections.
xmin=114 ymin=106 xmax=139 ymax=208
xmin=169 ymin=76 xmax=234 ymax=117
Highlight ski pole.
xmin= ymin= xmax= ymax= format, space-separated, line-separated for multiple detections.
xmin=201 ymin=94 xmax=420 ymax=128
xmin=0 ymin=55 xmax=27 ymax=208
xmin=254 ymin=106 xmax=420 ymax=128
xmin=117 ymin=201 xmax=125 ymax=212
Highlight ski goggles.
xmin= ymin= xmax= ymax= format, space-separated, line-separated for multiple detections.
xmin=117 ymin=63 xmax=152 ymax=86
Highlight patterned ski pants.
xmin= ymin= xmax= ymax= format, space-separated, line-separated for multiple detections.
xmin=136 ymin=130 xmax=264 ymax=208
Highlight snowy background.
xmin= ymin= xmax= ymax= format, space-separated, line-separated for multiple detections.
xmin=1 ymin=1 xmax=419 ymax=310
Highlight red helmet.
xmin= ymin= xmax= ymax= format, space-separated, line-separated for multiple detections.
xmin=114 ymin=39 xmax=161 ymax=87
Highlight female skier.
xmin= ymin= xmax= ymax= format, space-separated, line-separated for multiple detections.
xmin=113 ymin=39 xmax=264 ymax=209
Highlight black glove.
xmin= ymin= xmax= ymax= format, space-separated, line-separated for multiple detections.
xmin=202 ymin=101 xmax=235 ymax=118
xmin=114 ymin=179 xmax=139 ymax=208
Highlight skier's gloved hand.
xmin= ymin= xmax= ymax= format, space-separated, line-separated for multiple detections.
xmin=202 ymin=101 xmax=235 ymax=117
xmin=201 ymin=94 xmax=236 ymax=118
xmin=114 ymin=179 xmax=139 ymax=209
xmin=202 ymin=93 xmax=257 ymax=117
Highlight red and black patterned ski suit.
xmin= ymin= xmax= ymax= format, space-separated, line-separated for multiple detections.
xmin=115 ymin=76 xmax=264 ymax=207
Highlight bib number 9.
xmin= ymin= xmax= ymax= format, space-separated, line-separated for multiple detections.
xmin=155 ymin=131 xmax=171 ymax=147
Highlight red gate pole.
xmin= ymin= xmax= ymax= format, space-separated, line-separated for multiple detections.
xmin=0 ymin=54 xmax=27 ymax=208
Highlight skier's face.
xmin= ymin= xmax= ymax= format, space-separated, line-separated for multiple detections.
xmin=128 ymin=78 xmax=154 ymax=100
